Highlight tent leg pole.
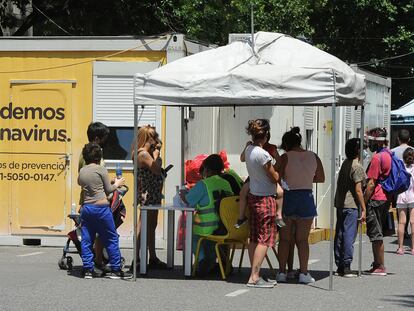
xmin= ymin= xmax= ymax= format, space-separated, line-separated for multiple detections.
xmin=181 ymin=107 xmax=185 ymax=185
xmin=133 ymin=103 xmax=139 ymax=281
xmin=181 ymin=107 xmax=186 ymax=269
xmin=358 ymin=105 xmax=365 ymax=277
xmin=329 ymin=102 xmax=337 ymax=291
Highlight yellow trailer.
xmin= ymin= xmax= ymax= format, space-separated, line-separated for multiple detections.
xmin=0 ymin=35 xmax=210 ymax=246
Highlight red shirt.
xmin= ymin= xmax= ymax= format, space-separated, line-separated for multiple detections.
xmin=366 ymin=149 xmax=392 ymax=201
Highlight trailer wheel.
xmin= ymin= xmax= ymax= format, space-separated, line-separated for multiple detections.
xmin=58 ymin=257 xmax=68 ymax=270
xmin=66 ymin=256 xmax=73 ymax=270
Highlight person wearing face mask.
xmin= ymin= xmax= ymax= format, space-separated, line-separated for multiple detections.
xmin=363 ymin=127 xmax=392 ymax=276
xmin=180 ymin=154 xmax=234 ymax=276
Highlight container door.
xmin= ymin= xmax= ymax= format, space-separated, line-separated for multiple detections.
xmin=2 ymin=82 xmax=73 ymax=234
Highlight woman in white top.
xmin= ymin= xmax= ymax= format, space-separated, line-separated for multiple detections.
xmin=396 ymin=147 xmax=414 ymax=255
xmin=245 ymin=119 xmax=279 ymax=288
xmin=276 ymin=127 xmax=325 ymax=284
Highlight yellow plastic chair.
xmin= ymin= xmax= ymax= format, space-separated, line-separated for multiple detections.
xmin=192 ymin=196 xmax=249 ymax=279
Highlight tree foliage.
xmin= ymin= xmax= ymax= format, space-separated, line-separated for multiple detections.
xmin=1 ymin=0 xmax=413 ymax=107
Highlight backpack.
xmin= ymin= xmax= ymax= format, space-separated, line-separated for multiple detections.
xmin=378 ymin=149 xmax=411 ymax=195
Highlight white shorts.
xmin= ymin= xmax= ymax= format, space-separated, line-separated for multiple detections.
xmin=396 ymin=203 xmax=414 ymax=209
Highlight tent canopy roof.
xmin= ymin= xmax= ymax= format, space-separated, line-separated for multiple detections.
xmin=391 ymin=99 xmax=414 ymax=117
xmin=134 ymin=32 xmax=365 ymax=107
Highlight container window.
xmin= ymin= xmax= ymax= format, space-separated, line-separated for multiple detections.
xmin=103 ymin=127 xmax=134 ymax=160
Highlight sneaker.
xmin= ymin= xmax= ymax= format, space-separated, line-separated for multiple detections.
xmin=396 ymin=248 xmax=404 ymax=255
xmin=246 ymin=277 xmax=275 ymax=288
xmin=263 ymin=274 xmax=277 ymax=286
xmin=299 ymin=273 xmax=315 ymax=284
xmin=276 ymin=272 xmax=287 ymax=283
xmin=275 ymin=218 xmax=286 ymax=228
xmin=335 ymin=266 xmax=344 ymax=276
xmin=234 ymin=217 xmax=248 ymax=229
xmin=343 ymin=267 xmax=356 ymax=278
xmin=363 ymin=265 xmax=387 ymax=276
xmin=286 ymin=271 xmax=296 ymax=280
xmin=105 ymin=270 xmax=133 ymax=279
xmin=83 ymin=269 xmax=93 ymax=279
xmin=95 ymin=263 xmax=112 ymax=274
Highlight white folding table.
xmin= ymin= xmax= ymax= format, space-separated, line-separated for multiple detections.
xmin=139 ymin=204 xmax=195 ymax=276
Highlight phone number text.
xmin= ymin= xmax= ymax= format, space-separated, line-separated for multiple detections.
xmin=0 ymin=173 xmax=56 ymax=182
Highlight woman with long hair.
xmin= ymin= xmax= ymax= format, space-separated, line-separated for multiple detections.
xmin=276 ymin=127 xmax=325 ymax=284
xmin=244 ymin=119 xmax=279 ymax=288
xmin=396 ymin=147 xmax=414 ymax=255
xmin=130 ymin=125 xmax=167 ymax=270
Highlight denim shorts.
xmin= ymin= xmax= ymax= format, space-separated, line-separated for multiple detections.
xmin=283 ymin=190 xmax=317 ymax=219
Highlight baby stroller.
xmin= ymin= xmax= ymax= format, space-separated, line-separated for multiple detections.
xmin=58 ymin=185 xmax=128 ymax=271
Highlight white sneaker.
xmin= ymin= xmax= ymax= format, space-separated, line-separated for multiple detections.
xmin=299 ymin=273 xmax=315 ymax=284
xmin=276 ymin=272 xmax=287 ymax=283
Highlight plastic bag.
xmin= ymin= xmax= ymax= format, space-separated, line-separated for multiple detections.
xmin=184 ymin=150 xmax=230 ymax=188
xmin=176 ymin=211 xmax=186 ymax=251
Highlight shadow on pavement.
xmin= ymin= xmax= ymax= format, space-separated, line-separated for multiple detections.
xmin=64 ymin=263 xmax=331 ymax=287
xmin=382 ymin=295 xmax=414 ymax=308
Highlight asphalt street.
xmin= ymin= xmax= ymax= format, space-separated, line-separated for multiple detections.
xmin=0 ymin=235 xmax=413 ymax=311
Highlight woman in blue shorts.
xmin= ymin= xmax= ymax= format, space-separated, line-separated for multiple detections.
xmin=276 ymin=127 xmax=325 ymax=284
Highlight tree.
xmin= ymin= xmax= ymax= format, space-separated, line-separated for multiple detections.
xmin=0 ymin=0 xmax=171 ymax=36
xmin=158 ymin=0 xmax=323 ymax=45
xmin=311 ymin=0 xmax=414 ymax=109
xmin=1 ymin=0 xmax=413 ymax=108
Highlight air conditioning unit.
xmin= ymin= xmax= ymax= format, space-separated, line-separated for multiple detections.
xmin=228 ymin=33 xmax=252 ymax=44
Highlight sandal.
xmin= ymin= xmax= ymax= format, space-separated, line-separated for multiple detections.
xmin=246 ymin=277 xmax=274 ymax=288
xmin=148 ymin=257 xmax=169 ymax=270
xmin=396 ymin=248 xmax=404 ymax=255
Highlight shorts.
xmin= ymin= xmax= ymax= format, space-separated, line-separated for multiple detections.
xmin=396 ymin=203 xmax=414 ymax=209
xmin=283 ymin=190 xmax=317 ymax=219
xmin=248 ymin=193 xmax=277 ymax=247
xmin=366 ymin=200 xmax=391 ymax=242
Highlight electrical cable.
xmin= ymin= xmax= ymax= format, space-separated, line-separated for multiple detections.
xmin=354 ymin=50 xmax=414 ymax=66
xmin=32 ymin=4 xmax=72 ymax=36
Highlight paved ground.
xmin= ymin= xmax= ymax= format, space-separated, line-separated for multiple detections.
xmin=0 ymin=235 xmax=413 ymax=311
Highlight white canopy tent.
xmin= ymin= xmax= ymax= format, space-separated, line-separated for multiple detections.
xmin=391 ymin=99 xmax=414 ymax=124
xmin=391 ymin=99 xmax=414 ymax=118
xmin=132 ymin=32 xmax=366 ymax=289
